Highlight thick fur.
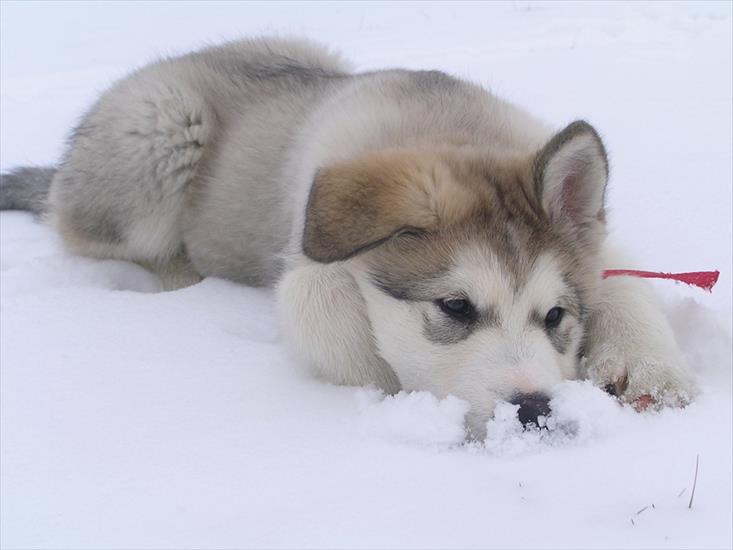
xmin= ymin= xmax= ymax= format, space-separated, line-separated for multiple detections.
xmin=1 ymin=38 xmax=695 ymax=436
xmin=0 ymin=166 xmax=55 ymax=214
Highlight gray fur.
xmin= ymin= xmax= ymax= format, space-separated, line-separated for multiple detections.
xmin=0 ymin=166 xmax=56 ymax=214
xmin=529 ymin=310 xmax=573 ymax=355
xmin=549 ymin=326 xmax=573 ymax=355
xmin=43 ymin=38 xmax=353 ymax=276
xmin=422 ymin=311 xmax=475 ymax=345
xmin=11 ymin=37 xmax=550 ymax=281
xmin=422 ymin=307 xmax=499 ymax=346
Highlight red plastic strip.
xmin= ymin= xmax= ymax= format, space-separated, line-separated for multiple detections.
xmin=602 ymin=269 xmax=720 ymax=292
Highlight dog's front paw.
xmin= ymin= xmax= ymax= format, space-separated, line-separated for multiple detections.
xmin=584 ymin=347 xmax=696 ymax=411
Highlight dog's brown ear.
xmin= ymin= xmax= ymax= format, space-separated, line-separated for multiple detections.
xmin=303 ymin=150 xmax=475 ymax=263
xmin=534 ymin=120 xmax=609 ymax=226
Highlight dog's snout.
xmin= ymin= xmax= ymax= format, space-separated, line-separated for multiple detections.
xmin=510 ymin=393 xmax=551 ymax=427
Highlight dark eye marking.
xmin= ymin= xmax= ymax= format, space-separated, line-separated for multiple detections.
xmin=437 ymin=297 xmax=476 ymax=322
xmin=529 ymin=306 xmax=573 ymax=355
xmin=544 ymin=306 xmax=564 ymax=329
xmin=423 ymin=297 xmax=484 ymax=345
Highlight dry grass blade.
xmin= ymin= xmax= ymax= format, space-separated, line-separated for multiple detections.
xmin=688 ymin=455 xmax=700 ymax=510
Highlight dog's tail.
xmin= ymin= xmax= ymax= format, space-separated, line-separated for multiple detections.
xmin=0 ymin=166 xmax=56 ymax=215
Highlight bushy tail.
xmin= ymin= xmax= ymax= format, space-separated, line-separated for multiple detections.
xmin=0 ymin=166 xmax=56 ymax=215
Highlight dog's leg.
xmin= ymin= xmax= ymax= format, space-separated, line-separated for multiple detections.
xmin=47 ymin=74 xmax=215 ymax=269
xmin=583 ymin=247 xmax=696 ymax=407
xmin=276 ymin=260 xmax=401 ymax=393
xmin=139 ymin=252 xmax=203 ymax=291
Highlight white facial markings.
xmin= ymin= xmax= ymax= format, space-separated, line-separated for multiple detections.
xmin=449 ymin=247 xmax=572 ymax=331
xmin=351 ymin=244 xmax=584 ymax=435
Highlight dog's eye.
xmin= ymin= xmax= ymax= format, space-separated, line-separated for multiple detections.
xmin=544 ymin=306 xmax=564 ymax=329
xmin=438 ymin=298 xmax=475 ymax=320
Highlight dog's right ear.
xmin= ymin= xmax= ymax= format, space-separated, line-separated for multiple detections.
xmin=302 ymin=150 xmax=475 ymax=263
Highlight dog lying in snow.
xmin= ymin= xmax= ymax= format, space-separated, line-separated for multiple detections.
xmin=0 ymin=38 xmax=696 ymax=437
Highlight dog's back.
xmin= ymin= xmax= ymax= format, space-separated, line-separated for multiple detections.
xmin=6 ymin=37 xmax=551 ymax=287
xmin=9 ymin=38 xmax=350 ymax=285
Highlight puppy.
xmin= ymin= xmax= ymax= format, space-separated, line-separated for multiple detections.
xmin=0 ymin=38 xmax=695 ymax=437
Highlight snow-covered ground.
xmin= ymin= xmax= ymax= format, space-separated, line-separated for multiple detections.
xmin=1 ymin=2 xmax=731 ymax=548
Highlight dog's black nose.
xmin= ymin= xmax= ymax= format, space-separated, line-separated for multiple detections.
xmin=510 ymin=393 xmax=551 ymax=427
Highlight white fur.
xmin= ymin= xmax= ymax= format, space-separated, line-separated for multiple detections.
xmin=348 ymin=250 xmax=583 ymax=437
xmin=585 ymin=247 xmax=696 ymax=405
xmin=279 ymin=242 xmax=695 ymax=437
xmin=276 ymin=258 xmax=400 ymax=392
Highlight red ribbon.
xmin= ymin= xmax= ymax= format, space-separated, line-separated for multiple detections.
xmin=602 ymin=270 xmax=720 ymax=292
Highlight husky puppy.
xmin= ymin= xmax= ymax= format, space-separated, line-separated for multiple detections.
xmin=0 ymin=38 xmax=695 ymax=436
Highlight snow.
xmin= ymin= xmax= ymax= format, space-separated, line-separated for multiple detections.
xmin=1 ymin=2 xmax=731 ymax=548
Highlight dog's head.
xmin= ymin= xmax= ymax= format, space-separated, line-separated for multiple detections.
xmin=303 ymin=121 xmax=609 ymax=437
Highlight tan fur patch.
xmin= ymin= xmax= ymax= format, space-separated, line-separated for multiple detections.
xmin=303 ymin=147 xmax=531 ymax=263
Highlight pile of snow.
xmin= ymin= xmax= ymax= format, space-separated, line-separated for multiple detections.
xmin=357 ymin=389 xmax=470 ymax=448
xmin=2 ymin=199 xmax=730 ymax=550
xmin=2 ymin=2 xmax=731 ymax=548
xmin=482 ymin=381 xmax=628 ymax=456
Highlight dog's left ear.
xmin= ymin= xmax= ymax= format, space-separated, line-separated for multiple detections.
xmin=302 ymin=150 xmax=476 ymax=263
xmin=534 ymin=120 xmax=609 ymax=225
